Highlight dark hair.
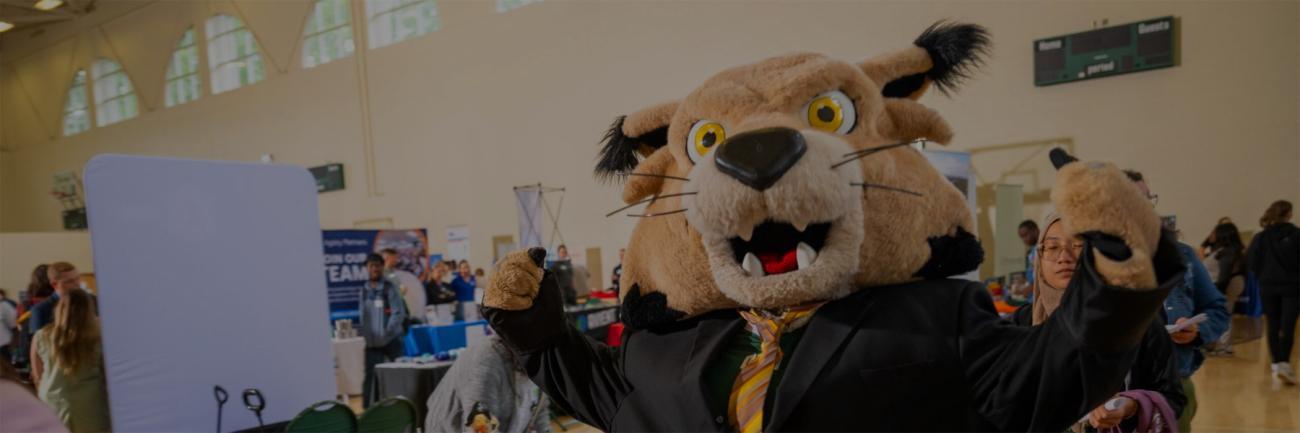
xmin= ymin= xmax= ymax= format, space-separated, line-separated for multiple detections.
xmin=0 ymin=288 xmax=7 ymax=299
xmin=28 ymin=264 xmax=54 ymax=299
xmin=1123 ymin=170 xmax=1144 ymax=183
xmin=1018 ymin=220 xmax=1038 ymax=231
xmin=1260 ymin=200 xmax=1293 ymax=228
xmin=365 ymin=253 xmax=385 ymax=265
xmin=380 ymin=248 xmax=398 ymax=256
xmin=1211 ymin=223 xmax=1244 ymax=251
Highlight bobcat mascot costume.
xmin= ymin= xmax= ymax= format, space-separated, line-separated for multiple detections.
xmin=484 ymin=22 xmax=1185 ymax=432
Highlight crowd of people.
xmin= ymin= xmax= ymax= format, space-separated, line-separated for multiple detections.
xmin=1012 ymin=169 xmax=1298 ymax=432
xmin=1 ymin=262 xmax=108 ymax=433
xmin=0 ymin=184 xmax=1292 ymax=433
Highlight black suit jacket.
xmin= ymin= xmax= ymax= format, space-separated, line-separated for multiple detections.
xmin=486 ymin=232 xmax=1184 ymax=432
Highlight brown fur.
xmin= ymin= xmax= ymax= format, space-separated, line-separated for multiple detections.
xmin=482 ymin=249 xmax=544 ymax=311
xmin=1051 ymin=161 xmax=1162 ymax=289
xmin=598 ymin=50 xmax=980 ymax=317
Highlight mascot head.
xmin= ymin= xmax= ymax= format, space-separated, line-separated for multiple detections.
xmin=600 ymin=22 xmax=989 ymax=328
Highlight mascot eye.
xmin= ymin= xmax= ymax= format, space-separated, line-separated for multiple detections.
xmin=804 ymin=90 xmax=857 ymax=134
xmin=686 ymin=120 xmax=726 ymax=164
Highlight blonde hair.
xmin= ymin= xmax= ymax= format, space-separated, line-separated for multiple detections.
xmin=1260 ymin=200 xmax=1293 ymax=228
xmin=46 ymin=261 xmax=76 ymax=281
xmin=43 ymin=289 xmax=101 ymax=375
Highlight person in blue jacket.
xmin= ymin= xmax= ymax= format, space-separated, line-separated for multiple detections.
xmin=1127 ymin=170 xmax=1229 ymax=433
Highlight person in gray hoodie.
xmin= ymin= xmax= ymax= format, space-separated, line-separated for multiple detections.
xmin=425 ymin=336 xmax=549 ymax=433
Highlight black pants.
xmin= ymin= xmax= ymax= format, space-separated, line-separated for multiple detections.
xmin=1261 ymin=290 xmax=1300 ymax=364
xmin=363 ymin=339 xmax=405 ymax=407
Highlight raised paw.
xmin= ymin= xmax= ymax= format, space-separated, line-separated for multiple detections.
xmin=1049 ymin=148 xmax=1162 ymax=289
xmin=483 ymin=247 xmax=547 ymax=310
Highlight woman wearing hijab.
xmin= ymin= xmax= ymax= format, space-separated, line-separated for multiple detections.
xmin=1009 ymin=211 xmax=1185 ymax=432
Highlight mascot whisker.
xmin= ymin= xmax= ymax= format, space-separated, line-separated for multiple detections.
xmin=484 ymin=21 xmax=1184 ymax=432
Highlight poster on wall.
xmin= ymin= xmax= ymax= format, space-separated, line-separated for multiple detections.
xmin=923 ymin=150 xmax=978 ymax=281
xmin=446 ymin=225 xmax=470 ymax=261
xmin=322 ymin=229 xmax=428 ymax=321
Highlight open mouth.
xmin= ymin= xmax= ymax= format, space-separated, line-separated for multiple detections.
xmin=728 ymin=221 xmax=831 ymax=277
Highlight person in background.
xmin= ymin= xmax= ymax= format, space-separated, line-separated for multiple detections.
xmin=0 ymin=290 xmax=16 ymax=363
xmin=451 ymin=260 xmax=478 ymax=321
xmin=1199 ymin=217 xmax=1234 ymax=258
xmin=424 ymin=336 xmax=550 ymax=433
xmin=1019 ymin=220 xmax=1040 ymax=296
xmin=383 ymin=248 xmax=425 ymax=322
xmin=1203 ymin=222 xmax=1247 ymax=356
xmin=13 ymin=264 xmax=53 ymax=370
xmin=425 ymin=261 xmax=457 ymax=305
xmin=1010 ymin=211 xmax=1184 ymax=431
xmin=1247 ymin=200 xmax=1299 ymax=386
xmin=611 ymin=248 xmax=625 ymax=292
xmin=549 ymin=245 xmax=577 ymax=305
xmin=28 ymin=263 xmax=90 ymax=334
xmin=30 ymin=289 xmax=111 ymax=433
xmin=359 ymin=253 xmax=408 ymax=407
xmin=1127 ymin=170 xmax=1228 ymax=433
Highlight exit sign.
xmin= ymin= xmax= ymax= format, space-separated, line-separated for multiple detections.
xmin=1034 ymin=16 xmax=1177 ymax=86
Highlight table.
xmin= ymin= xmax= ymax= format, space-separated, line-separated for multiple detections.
xmin=565 ymin=303 xmax=620 ymax=341
xmin=331 ymin=337 xmax=365 ymax=396
xmin=374 ymin=360 xmax=454 ymax=423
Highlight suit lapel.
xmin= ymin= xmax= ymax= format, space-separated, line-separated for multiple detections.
xmin=767 ymin=288 xmax=876 ymax=431
xmin=679 ymin=310 xmax=743 ymax=428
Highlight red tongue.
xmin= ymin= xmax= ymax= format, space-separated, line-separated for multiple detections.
xmin=757 ymin=248 xmax=799 ymax=275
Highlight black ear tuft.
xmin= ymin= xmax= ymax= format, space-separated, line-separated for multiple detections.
xmin=621 ymin=283 xmax=686 ymax=329
xmin=914 ymin=21 xmax=991 ymax=95
xmin=594 ymin=117 xmax=670 ymax=184
xmin=915 ymin=226 xmax=984 ymax=279
xmin=1049 ymin=147 xmax=1078 ymax=170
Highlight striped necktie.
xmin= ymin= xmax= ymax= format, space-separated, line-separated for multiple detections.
xmin=728 ymin=303 xmax=824 ymax=433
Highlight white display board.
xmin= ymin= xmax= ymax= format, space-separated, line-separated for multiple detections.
xmin=85 ymin=155 xmax=334 ymax=432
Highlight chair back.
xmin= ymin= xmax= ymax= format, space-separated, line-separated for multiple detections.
xmin=284 ymin=400 xmax=356 ymax=433
xmin=357 ymin=397 xmax=417 ymax=433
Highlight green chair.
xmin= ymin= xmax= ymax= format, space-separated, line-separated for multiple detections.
xmin=357 ymin=397 xmax=417 ymax=433
xmin=284 ymin=400 xmax=357 ymax=433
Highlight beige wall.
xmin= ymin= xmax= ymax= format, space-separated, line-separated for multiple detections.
xmin=0 ymin=232 xmax=93 ymax=294
xmin=2 ymin=1 xmax=1297 ymax=276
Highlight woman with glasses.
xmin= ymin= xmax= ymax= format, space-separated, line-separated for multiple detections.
xmin=1008 ymin=211 xmax=1184 ymax=432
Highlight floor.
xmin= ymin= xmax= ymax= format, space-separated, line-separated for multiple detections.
xmin=1190 ymin=317 xmax=1300 ymax=432
xmin=356 ymin=317 xmax=1298 ymax=433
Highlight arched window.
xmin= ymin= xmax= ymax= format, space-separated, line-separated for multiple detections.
xmin=91 ymin=58 xmax=139 ymax=127
xmin=206 ymin=14 xmax=265 ymax=94
xmin=364 ymin=0 xmax=439 ymax=50
xmin=165 ymin=28 xmax=203 ymax=107
xmin=62 ymin=69 xmax=91 ymax=136
xmin=496 ymin=0 xmax=541 ymax=13
xmin=303 ymin=0 xmax=355 ymax=68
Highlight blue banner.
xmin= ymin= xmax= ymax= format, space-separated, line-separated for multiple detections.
xmin=322 ymin=229 xmax=428 ymax=321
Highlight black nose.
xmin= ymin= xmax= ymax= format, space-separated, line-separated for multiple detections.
xmin=714 ymin=127 xmax=807 ymax=191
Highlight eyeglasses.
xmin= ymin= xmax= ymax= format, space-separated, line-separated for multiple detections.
xmin=1148 ymin=194 xmax=1159 ymax=206
xmin=1039 ymin=241 xmax=1084 ymax=261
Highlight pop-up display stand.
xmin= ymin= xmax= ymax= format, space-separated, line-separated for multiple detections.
xmin=85 ymin=155 xmax=334 ymax=432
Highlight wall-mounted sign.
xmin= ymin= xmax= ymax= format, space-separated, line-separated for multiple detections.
xmin=309 ymin=163 xmax=345 ymax=193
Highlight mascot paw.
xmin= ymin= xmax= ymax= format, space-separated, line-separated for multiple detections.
xmin=1049 ymin=148 xmax=1162 ymax=289
xmin=483 ymin=247 xmax=547 ymax=310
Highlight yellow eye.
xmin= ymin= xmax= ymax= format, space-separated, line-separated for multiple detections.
xmin=686 ymin=120 xmax=726 ymax=164
xmin=804 ymin=90 xmax=857 ymax=135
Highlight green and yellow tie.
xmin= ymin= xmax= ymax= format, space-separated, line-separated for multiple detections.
xmin=728 ymin=303 xmax=823 ymax=433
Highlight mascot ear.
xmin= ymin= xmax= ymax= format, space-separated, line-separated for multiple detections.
xmin=863 ymin=21 xmax=989 ymax=144
xmin=594 ymin=101 xmax=679 ymax=183
xmin=861 ymin=21 xmax=990 ymax=100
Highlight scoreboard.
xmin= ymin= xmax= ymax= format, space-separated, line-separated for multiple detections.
xmin=1034 ymin=16 xmax=1177 ymax=86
